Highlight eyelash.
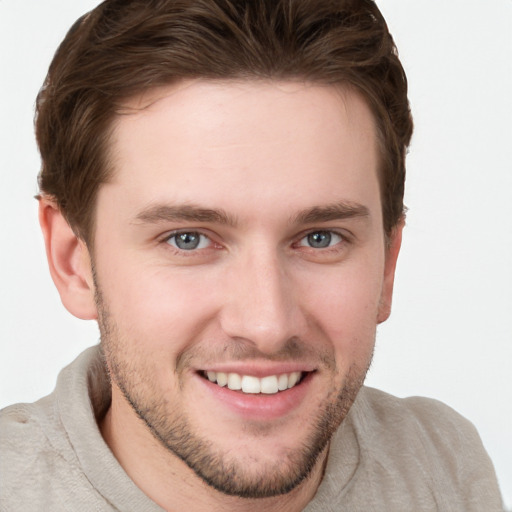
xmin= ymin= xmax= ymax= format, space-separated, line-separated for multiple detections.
xmin=164 ymin=231 xmax=214 ymax=252
xmin=296 ymin=230 xmax=345 ymax=250
xmin=162 ymin=229 xmax=348 ymax=254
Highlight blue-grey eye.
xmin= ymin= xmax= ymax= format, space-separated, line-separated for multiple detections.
xmin=299 ymin=231 xmax=342 ymax=249
xmin=167 ymin=232 xmax=210 ymax=250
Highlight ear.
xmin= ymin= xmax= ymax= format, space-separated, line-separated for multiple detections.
xmin=39 ymin=198 xmax=97 ymax=320
xmin=377 ymin=218 xmax=404 ymax=324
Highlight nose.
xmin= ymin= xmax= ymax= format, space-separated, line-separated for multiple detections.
xmin=218 ymin=246 xmax=305 ymax=354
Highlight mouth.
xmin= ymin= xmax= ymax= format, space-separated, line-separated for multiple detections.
xmin=201 ymin=370 xmax=308 ymax=395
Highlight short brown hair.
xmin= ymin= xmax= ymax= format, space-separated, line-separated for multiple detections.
xmin=36 ymin=0 xmax=413 ymax=243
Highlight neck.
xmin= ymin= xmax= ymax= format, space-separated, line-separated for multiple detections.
xmin=100 ymin=392 xmax=328 ymax=512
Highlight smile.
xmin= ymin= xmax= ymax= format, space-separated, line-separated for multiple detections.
xmin=202 ymin=371 xmax=305 ymax=394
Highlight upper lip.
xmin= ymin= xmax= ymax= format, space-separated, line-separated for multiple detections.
xmin=197 ymin=362 xmax=315 ymax=378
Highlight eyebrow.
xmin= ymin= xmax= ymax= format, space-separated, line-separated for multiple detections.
xmin=292 ymin=202 xmax=370 ymax=225
xmin=133 ymin=200 xmax=370 ymax=228
xmin=134 ymin=203 xmax=238 ymax=227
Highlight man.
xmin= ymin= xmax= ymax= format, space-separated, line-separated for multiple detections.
xmin=0 ymin=0 xmax=504 ymax=510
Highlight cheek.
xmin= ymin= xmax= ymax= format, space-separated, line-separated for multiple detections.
xmin=98 ymin=262 xmax=218 ymax=353
xmin=299 ymin=259 xmax=384 ymax=359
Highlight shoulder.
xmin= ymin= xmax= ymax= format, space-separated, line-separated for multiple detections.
xmin=357 ymin=386 xmax=477 ymax=436
xmin=0 ymin=397 xmax=66 ymax=509
xmin=345 ymin=387 xmax=503 ymax=510
xmin=354 ymin=386 xmax=489 ymax=459
xmin=0 ymin=398 xmax=56 ymax=462
xmin=0 ymin=351 xmax=108 ymax=511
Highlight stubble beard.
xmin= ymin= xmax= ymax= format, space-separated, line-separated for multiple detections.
xmin=95 ymin=285 xmax=371 ymax=499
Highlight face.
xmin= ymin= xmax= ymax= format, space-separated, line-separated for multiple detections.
xmin=91 ymin=80 xmax=399 ymax=498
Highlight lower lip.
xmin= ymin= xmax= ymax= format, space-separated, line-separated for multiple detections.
xmin=196 ymin=372 xmax=314 ymax=421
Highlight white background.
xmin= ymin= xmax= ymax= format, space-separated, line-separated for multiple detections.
xmin=1 ymin=0 xmax=511 ymax=508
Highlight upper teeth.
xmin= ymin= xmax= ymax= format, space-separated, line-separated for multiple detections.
xmin=205 ymin=371 xmax=303 ymax=394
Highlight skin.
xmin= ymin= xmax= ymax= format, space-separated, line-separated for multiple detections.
xmin=40 ymin=80 xmax=403 ymax=512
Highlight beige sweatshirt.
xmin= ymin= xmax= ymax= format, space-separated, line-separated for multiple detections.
xmin=0 ymin=346 xmax=504 ymax=511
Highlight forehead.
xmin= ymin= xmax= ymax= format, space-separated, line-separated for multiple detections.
xmin=104 ymin=80 xmax=381 ymax=225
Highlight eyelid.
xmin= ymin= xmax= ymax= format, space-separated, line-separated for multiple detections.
xmin=158 ymin=227 xmax=351 ymax=254
xmin=160 ymin=228 xmax=217 ymax=250
xmin=161 ymin=227 xmax=209 ymax=241
xmin=299 ymin=230 xmax=343 ymax=248
xmin=295 ymin=228 xmax=349 ymax=246
xmin=167 ymin=231 xmax=211 ymax=250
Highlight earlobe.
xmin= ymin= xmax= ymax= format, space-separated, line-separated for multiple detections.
xmin=38 ymin=198 xmax=97 ymax=320
xmin=377 ymin=218 xmax=404 ymax=324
